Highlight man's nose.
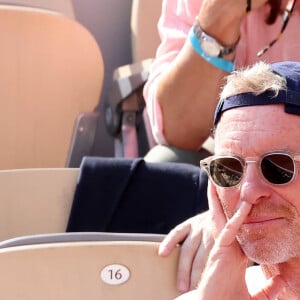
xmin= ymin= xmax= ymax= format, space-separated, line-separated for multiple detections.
xmin=239 ymin=162 xmax=272 ymax=204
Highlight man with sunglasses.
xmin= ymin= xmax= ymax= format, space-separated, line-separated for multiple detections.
xmin=174 ymin=60 xmax=300 ymax=299
xmin=145 ymin=0 xmax=300 ymax=293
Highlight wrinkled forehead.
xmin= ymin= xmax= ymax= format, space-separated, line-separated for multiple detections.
xmin=216 ymin=104 xmax=293 ymax=130
xmin=214 ymin=104 xmax=300 ymax=152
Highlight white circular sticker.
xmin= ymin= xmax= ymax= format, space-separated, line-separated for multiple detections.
xmin=100 ymin=264 xmax=130 ymax=285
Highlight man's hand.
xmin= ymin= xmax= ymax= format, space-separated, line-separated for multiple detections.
xmin=198 ymin=0 xmax=268 ymax=49
xmin=175 ymin=199 xmax=286 ymax=300
xmin=159 ymin=211 xmax=214 ymax=292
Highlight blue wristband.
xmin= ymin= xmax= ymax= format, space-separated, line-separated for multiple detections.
xmin=188 ymin=27 xmax=235 ymax=73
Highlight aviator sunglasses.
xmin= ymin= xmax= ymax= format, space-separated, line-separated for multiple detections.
xmin=257 ymin=0 xmax=297 ymax=56
xmin=200 ymin=151 xmax=300 ymax=188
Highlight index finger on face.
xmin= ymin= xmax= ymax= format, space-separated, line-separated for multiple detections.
xmin=217 ymin=201 xmax=252 ymax=247
xmin=207 ymin=182 xmax=227 ymax=237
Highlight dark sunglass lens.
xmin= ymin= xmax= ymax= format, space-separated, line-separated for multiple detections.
xmin=210 ymin=157 xmax=243 ymax=187
xmin=261 ymin=154 xmax=294 ymax=184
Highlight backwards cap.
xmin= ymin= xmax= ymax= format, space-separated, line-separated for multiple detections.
xmin=214 ymin=61 xmax=300 ymax=126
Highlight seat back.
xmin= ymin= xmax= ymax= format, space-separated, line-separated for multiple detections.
xmin=0 ymin=0 xmax=75 ymax=18
xmin=0 ymin=233 xmax=182 ymax=299
xmin=0 ymin=168 xmax=78 ymax=241
xmin=0 ymin=5 xmax=103 ymax=169
xmin=130 ymin=0 xmax=166 ymax=152
xmin=130 ymin=0 xmax=162 ymax=62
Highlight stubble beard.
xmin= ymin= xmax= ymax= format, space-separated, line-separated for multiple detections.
xmin=237 ymin=225 xmax=298 ymax=264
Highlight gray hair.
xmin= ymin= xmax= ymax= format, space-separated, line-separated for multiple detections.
xmin=220 ymin=61 xmax=287 ymax=100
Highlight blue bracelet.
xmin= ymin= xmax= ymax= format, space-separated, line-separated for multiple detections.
xmin=188 ymin=27 xmax=235 ymax=73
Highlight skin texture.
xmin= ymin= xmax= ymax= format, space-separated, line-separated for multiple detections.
xmin=175 ymin=192 xmax=287 ymax=300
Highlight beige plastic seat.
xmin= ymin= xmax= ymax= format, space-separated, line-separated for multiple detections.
xmin=0 ymin=233 xmax=182 ymax=300
xmin=0 ymin=5 xmax=104 ymax=169
xmin=130 ymin=0 xmax=161 ymax=62
xmin=0 ymin=166 xmax=182 ymax=299
xmin=0 ymin=168 xmax=79 ymax=241
xmin=0 ymin=0 xmax=75 ymax=19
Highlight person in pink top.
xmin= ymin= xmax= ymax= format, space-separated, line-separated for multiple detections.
xmin=143 ymin=0 xmax=300 ymax=294
xmin=144 ymin=0 xmax=300 ymax=162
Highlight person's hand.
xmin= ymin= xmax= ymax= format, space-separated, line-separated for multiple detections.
xmin=191 ymin=184 xmax=286 ymax=300
xmin=198 ymin=0 xmax=268 ymax=49
xmin=159 ymin=211 xmax=215 ymax=292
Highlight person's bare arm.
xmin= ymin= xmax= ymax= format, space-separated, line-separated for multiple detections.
xmin=156 ymin=0 xmax=266 ymax=149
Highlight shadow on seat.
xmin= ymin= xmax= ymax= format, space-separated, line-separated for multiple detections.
xmin=0 ymin=168 xmax=78 ymax=240
xmin=0 ymin=5 xmax=104 ymax=169
xmin=0 ymin=157 xmax=208 ymax=240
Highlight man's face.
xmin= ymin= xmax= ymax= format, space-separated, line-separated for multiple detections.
xmin=212 ymin=104 xmax=300 ymax=264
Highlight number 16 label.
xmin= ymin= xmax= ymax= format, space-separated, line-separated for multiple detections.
xmin=100 ymin=264 xmax=130 ymax=285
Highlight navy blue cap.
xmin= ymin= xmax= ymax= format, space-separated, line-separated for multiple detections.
xmin=214 ymin=61 xmax=300 ymax=126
